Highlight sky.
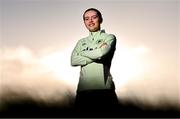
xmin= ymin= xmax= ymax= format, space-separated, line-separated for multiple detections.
xmin=0 ymin=0 xmax=180 ymax=110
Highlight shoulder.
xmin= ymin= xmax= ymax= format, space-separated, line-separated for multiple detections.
xmin=102 ymin=32 xmax=116 ymax=40
xmin=75 ymin=37 xmax=89 ymax=47
xmin=100 ymin=30 xmax=116 ymax=38
xmin=108 ymin=34 xmax=116 ymax=39
xmin=77 ymin=37 xmax=88 ymax=43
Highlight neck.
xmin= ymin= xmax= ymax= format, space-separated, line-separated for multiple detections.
xmin=90 ymin=28 xmax=101 ymax=33
xmin=89 ymin=27 xmax=101 ymax=32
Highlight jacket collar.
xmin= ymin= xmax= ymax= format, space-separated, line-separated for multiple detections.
xmin=89 ymin=29 xmax=105 ymax=40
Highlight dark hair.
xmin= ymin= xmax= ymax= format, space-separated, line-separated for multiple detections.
xmin=83 ymin=8 xmax=103 ymax=24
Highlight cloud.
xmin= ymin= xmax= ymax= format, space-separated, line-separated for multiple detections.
xmin=0 ymin=46 xmax=179 ymax=111
xmin=117 ymin=78 xmax=180 ymax=111
xmin=0 ymin=46 xmax=75 ymax=110
xmin=112 ymin=43 xmax=180 ymax=110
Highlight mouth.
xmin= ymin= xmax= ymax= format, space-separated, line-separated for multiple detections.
xmin=88 ymin=23 xmax=95 ymax=27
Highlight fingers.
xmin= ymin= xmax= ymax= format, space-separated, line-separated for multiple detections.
xmin=99 ymin=43 xmax=107 ymax=48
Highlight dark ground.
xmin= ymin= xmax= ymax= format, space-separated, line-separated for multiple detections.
xmin=0 ymin=98 xmax=179 ymax=118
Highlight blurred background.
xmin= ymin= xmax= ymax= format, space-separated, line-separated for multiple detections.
xmin=0 ymin=0 xmax=180 ymax=116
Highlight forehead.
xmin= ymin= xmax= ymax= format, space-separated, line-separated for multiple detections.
xmin=84 ymin=10 xmax=97 ymax=17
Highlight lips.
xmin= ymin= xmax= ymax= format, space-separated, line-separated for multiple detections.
xmin=89 ymin=23 xmax=95 ymax=27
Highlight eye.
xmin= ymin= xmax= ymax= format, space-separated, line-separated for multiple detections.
xmin=84 ymin=17 xmax=89 ymax=21
xmin=92 ymin=15 xmax=98 ymax=19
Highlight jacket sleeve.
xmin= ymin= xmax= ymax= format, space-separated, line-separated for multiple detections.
xmin=71 ymin=40 xmax=93 ymax=66
xmin=80 ymin=34 xmax=116 ymax=60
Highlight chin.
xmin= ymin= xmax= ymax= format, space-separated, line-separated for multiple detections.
xmin=89 ymin=28 xmax=99 ymax=32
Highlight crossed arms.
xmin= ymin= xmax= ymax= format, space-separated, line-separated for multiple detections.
xmin=71 ymin=34 xmax=116 ymax=66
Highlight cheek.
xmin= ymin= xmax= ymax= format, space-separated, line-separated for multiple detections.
xmin=84 ymin=21 xmax=88 ymax=26
xmin=94 ymin=22 xmax=100 ymax=27
xmin=94 ymin=19 xmax=100 ymax=25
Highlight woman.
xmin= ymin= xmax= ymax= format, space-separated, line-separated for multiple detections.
xmin=71 ymin=8 xmax=119 ymax=112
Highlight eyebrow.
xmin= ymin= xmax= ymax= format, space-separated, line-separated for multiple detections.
xmin=84 ymin=15 xmax=98 ymax=18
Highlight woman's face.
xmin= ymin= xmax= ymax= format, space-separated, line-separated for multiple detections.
xmin=84 ymin=10 xmax=101 ymax=32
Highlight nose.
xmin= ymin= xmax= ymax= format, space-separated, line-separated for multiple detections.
xmin=89 ymin=18 xmax=93 ymax=23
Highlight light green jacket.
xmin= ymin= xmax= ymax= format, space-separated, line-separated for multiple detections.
xmin=71 ymin=30 xmax=116 ymax=92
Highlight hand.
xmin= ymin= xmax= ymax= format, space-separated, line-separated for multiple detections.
xmin=99 ymin=43 xmax=107 ymax=48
